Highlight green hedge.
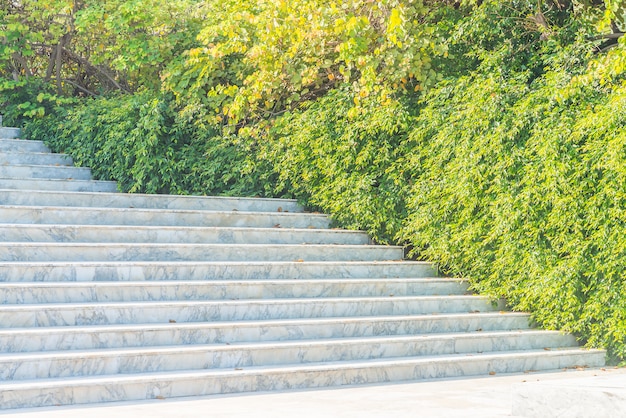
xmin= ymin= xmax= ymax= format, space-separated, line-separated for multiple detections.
xmin=25 ymin=91 xmax=281 ymax=198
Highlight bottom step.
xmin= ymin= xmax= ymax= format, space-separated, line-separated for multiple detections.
xmin=0 ymin=349 xmax=605 ymax=410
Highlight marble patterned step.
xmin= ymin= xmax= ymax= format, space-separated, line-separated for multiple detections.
xmin=0 ymin=296 xmax=500 ymax=327
xmin=0 ymin=138 xmax=48 ymax=153
xmin=0 ymin=189 xmax=302 ymax=212
xmin=0 ymin=331 xmax=580 ymax=380
xmin=0 ymin=164 xmax=92 ymax=180
xmin=0 ymin=278 xmax=468 ymax=303
xmin=0 ymin=151 xmax=73 ymax=166
xmin=0 ymin=313 xmax=534 ymax=352
xmin=0 ymin=260 xmax=438 ymax=282
xmin=0 ymin=224 xmax=369 ymax=245
xmin=0 ymin=349 xmax=606 ymax=410
xmin=0 ymin=177 xmax=118 ymax=192
xmin=0 ymin=127 xmax=20 ymax=139
xmin=0 ymin=205 xmax=329 ymax=228
xmin=0 ymin=243 xmax=403 ymax=262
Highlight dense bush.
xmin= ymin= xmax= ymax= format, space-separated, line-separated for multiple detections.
xmin=263 ymin=88 xmax=414 ymax=243
xmin=25 ymin=91 xmax=280 ymax=197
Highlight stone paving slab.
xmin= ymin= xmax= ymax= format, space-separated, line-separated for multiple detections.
xmin=1 ymin=367 xmax=623 ymax=417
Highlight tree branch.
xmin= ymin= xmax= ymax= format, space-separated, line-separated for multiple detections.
xmin=61 ymin=47 xmax=130 ymax=93
xmin=63 ymin=79 xmax=97 ymax=97
xmin=589 ymin=33 xmax=624 ymax=41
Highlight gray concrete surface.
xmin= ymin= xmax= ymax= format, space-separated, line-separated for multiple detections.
xmin=1 ymin=367 xmax=623 ymax=417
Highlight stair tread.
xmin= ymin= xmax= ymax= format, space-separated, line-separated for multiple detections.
xmin=0 ymin=277 xmax=461 ymax=286
xmin=0 ymin=176 xmax=114 ymax=183
xmin=0 ymin=204 xmax=324 ymax=217
xmin=0 ymin=348 xmax=604 ymax=389
xmin=0 ymin=188 xmax=300 ymax=205
xmin=0 ymin=223 xmax=362 ymax=233
xmin=1 ymin=294 xmax=487 ymax=306
xmin=0 ymin=330 xmax=579 ymax=359
xmin=0 ymin=311 xmax=532 ymax=332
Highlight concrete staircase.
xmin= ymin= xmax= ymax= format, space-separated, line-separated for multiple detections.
xmin=0 ymin=126 xmax=605 ymax=410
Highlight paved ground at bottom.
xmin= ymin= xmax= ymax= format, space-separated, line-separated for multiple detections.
xmin=1 ymin=367 xmax=624 ymax=418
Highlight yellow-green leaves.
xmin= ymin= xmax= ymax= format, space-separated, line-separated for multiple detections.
xmin=164 ymin=0 xmax=446 ymax=125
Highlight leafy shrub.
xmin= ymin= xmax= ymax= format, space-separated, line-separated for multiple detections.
xmin=264 ymin=88 xmax=414 ymax=243
xmin=24 ymin=91 xmax=280 ymax=197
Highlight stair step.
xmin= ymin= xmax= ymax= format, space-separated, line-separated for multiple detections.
xmin=0 ymin=189 xmax=302 ymax=212
xmin=0 ymin=177 xmax=117 ymax=192
xmin=0 ymin=260 xmax=438 ymax=282
xmin=0 ymin=164 xmax=92 ymax=180
xmin=0 ymin=349 xmax=605 ymax=410
xmin=0 ymin=331 xmax=579 ymax=380
xmin=0 ymin=224 xmax=369 ymax=245
xmin=0 ymin=205 xmax=329 ymax=228
xmin=0 ymin=127 xmax=20 ymax=139
xmin=0 ymin=296 xmax=499 ymax=327
xmin=0 ymin=139 xmax=48 ymax=153
xmin=0 ymin=243 xmax=403 ymax=262
xmin=0 ymin=151 xmax=73 ymax=166
xmin=0 ymin=278 xmax=468 ymax=303
xmin=0 ymin=313 xmax=535 ymax=352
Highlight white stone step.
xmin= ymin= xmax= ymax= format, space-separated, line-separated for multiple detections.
xmin=0 ymin=296 xmax=499 ymax=327
xmin=0 ymin=349 xmax=605 ymax=410
xmin=0 ymin=177 xmax=118 ymax=192
xmin=0 ymin=164 xmax=92 ymax=180
xmin=0 ymin=242 xmax=403 ymax=262
xmin=0 ymin=224 xmax=369 ymax=245
xmin=0 ymin=313 xmax=535 ymax=352
xmin=0 ymin=205 xmax=329 ymax=228
xmin=0 ymin=260 xmax=438 ymax=282
xmin=0 ymin=138 xmax=49 ymax=152
xmin=0 ymin=127 xmax=20 ymax=139
xmin=0 ymin=278 xmax=468 ymax=303
xmin=0 ymin=151 xmax=73 ymax=166
xmin=0 ymin=189 xmax=302 ymax=212
xmin=0 ymin=331 xmax=580 ymax=380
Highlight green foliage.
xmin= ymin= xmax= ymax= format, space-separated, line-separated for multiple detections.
xmin=163 ymin=0 xmax=448 ymax=125
xmin=1 ymin=0 xmax=202 ymax=124
xmin=24 ymin=91 xmax=279 ymax=197
xmin=398 ymin=4 xmax=626 ymax=361
xmin=264 ymin=89 xmax=413 ymax=243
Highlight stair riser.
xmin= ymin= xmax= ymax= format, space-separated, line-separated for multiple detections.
xmin=0 ymin=165 xmax=92 ymax=180
xmin=0 ymin=128 xmax=21 ymax=139
xmin=0 ymin=207 xmax=329 ymax=228
xmin=2 ymin=333 xmax=578 ymax=380
xmin=0 ymin=279 xmax=468 ymax=303
xmin=0 ymin=244 xmax=402 ymax=262
xmin=0 ymin=178 xmax=118 ymax=192
xmin=0 ymin=225 xmax=369 ymax=245
xmin=0 ymin=351 xmax=606 ymax=410
xmin=0 ymin=297 xmax=496 ymax=327
xmin=0 ymin=139 xmax=48 ymax=152
xmin=0 ymin=314 xmax=534 ymax=352
xmin=0 ymin=261 xmax=438 ymax=282
xmin=0 ymin=152 xmax=72 ymax=166
xmin=0 ymin=189 xmax=302 ymax=212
